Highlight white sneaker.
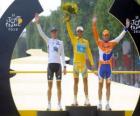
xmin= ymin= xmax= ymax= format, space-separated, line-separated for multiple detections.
xmin=72 ymin=99 xmax=78 ymax=106
xmin=58 ymin=103 xmax=63 ymax=111
xmin=84 ymin=98 xmax=90 ymax=106
xmin=105 ymin=104 xmax=112 ymax=111
xmin=97 ymin=104 xmax=102 ymax=111
xmin=47 ymin=103 xmax=51 ymax=111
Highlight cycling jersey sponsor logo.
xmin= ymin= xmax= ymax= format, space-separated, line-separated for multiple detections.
xmin=53 ymin=46 xmax=58 ymax=52
xmin=130 ymin=16 xmax=140 ymax=33
xmin=5 ymin=13 xmax=23 ymax=32
xmin=56 ymin=41 xmax=60 ymax=45
xmin=77 ymin=43 xmax=86 ymax=53
xmin=103 ymin=52 xmax=113 ymax=61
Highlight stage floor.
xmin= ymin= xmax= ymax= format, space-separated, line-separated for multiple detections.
xmin=10 ymin=49 xmax=140 ymax=111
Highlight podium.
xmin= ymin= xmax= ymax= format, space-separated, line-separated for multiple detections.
xmin=98 ymin=111 xmax=124 ymax=116
xmin=36 ymin=106 xmax=126 ymax=116
xmin=37 ymin=111 xmax=68 ymax=116
xmin=66 ymin=106 xmax=97 ymax=116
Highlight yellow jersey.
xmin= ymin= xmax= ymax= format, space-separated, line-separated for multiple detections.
xmin=66 ymin=21 xmax=94 ymax=66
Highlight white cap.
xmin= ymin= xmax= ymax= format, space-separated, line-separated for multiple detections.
xmin=76 ymin=26 xmax=84 ymax=32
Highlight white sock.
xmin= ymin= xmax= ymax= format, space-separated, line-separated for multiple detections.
xmin=48 ymin=101 xmax=51 ymax=105
xmin=106 ymin=100 xmax=109 ymax=105
xmin=99 ymin=100 xmax=102 ymax=105
xmin=74 ymin=96 xmax=77 ymax=101
xmin=85 ymin=95 xmax=89 ymax=100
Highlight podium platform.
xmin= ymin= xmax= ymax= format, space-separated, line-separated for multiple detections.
xmin=19 ymin=106 xmax=133 ymax=116
xmin=98 ymin=111 xmax=124 ymax=116
xmin=66 ymin=106 xmax=97 ymax=116
xmin=37 ymin=111 xmax=68 ymax=116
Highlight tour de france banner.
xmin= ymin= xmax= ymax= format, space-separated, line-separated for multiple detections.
xmin=110 ymin=0 xmax=140 ymax=55
xmin=0 ymin=0 xmax=43 ymax=115
xmin=0 ymin=0 xmax=43 ymax=79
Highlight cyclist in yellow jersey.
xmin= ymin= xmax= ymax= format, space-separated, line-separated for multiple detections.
xmin=65 ymin=16 xmax=94 ymax=106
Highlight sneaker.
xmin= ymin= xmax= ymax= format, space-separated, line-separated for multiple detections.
xmin=97 ymin=104 xmax=102 ymax=111
xmin=72 ymin=100 xmax=78 ymax=106
xmin=84 ymin=98 xmax=91 ymax=106
xmin=47 ymin=103 xmax=51 ymax=111
xmin=58 ymin=103 xmax=63 ymax=111
xmin=105 ymin=104 xmax=112 ymax=111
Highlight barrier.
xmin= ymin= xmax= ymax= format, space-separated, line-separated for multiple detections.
xmin=9 ymin=70 xmax=140 ymax=74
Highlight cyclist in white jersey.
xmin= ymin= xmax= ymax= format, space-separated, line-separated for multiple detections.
xmin=35 ymin=14 xmax=66 ymax=111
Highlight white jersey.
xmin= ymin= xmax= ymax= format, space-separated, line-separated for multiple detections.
xmin=36 ymin=24 xmax=66 ymax=67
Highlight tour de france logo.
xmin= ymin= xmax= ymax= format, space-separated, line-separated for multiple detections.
xmin=5 ymin=13 xmax=23 ymax=32
xmin=130 ymin=16 xmax=140 ymax=34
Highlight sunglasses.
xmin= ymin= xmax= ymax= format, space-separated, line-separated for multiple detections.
xmin=77 ymin=30 xmax=83 ymax=33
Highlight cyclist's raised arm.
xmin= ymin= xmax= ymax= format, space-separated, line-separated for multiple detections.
xmin=65 ymin=16 xmax=75 ymax=45
xmin=35 ymin=13 xmax=49 ymax=43
xmin=111 ymin=18 xmax=130 ymax=43
xmin=92 ymin=16 xmax=100 ymax=45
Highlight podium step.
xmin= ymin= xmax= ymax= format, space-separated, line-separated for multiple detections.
xmin=66 ymin=106 xmax=97 ymax=116
xmin=37 ymin=111 xmax=68 ymax=116
xmin=98 ymin=111 xmax=125 ymax=116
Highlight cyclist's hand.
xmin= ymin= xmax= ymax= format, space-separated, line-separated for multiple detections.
xmin=35 ymin=13 xmax=40 ymax=24
xmin=92 ymin=16 xmax=97 ymax=23
xmin=126 ymin=18 xmax=130 ymax=28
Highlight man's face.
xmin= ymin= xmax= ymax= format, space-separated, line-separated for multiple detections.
xmin=77 ymin=30 xmax=83 ymax=38
xmin=102 ymin=29 xmax=110 ymax=41
xmin=51 ymin=30 xmax=58 ymax=39
xmin=102 ymin=34 xmax=110 ymax=41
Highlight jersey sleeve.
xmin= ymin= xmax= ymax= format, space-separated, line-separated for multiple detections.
xmin=36 ymin=23 xmax=49 ymax=43
xmin=87 ymin=41 xmax=94 ymax=66
xmin=92 ymin=21 xmax=100 ymax=45
xmin=110 ymin=29 xmax=127 ymax=43
xmin=66 ymin=21 xmax=75 ymax=45
xmin=60 ymin=41 xmax=66 ymax=67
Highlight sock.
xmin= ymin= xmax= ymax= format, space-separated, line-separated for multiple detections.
xmin=58 ymin=100 xmax=62 ymax=106
xmin=74 ymin=96 xmax=77 ymax=102
xmin=48 ymin=101 xmax=51 ymax=105
xmin=74 ymin=95 xmax=77 ymax=100
xmin=106 ymin=100 xmax=109 ymax=105
xmin=99 ymin=100 xmax=102 ymax=105
xmin=85 ymin=95 xmax=89 ymax=101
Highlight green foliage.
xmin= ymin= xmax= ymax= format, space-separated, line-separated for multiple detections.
xmin=135 ymin=0 xmax=140 ymax=5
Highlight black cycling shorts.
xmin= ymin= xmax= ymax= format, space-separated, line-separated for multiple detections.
xmin=47 ymin=63 xmax=62 ymax=81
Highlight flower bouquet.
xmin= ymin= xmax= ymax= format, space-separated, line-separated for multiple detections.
xmin=61 ymin=2 xmax=78 ymax=15
xmin=61 ymin=2 xmax=79 ymax=21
